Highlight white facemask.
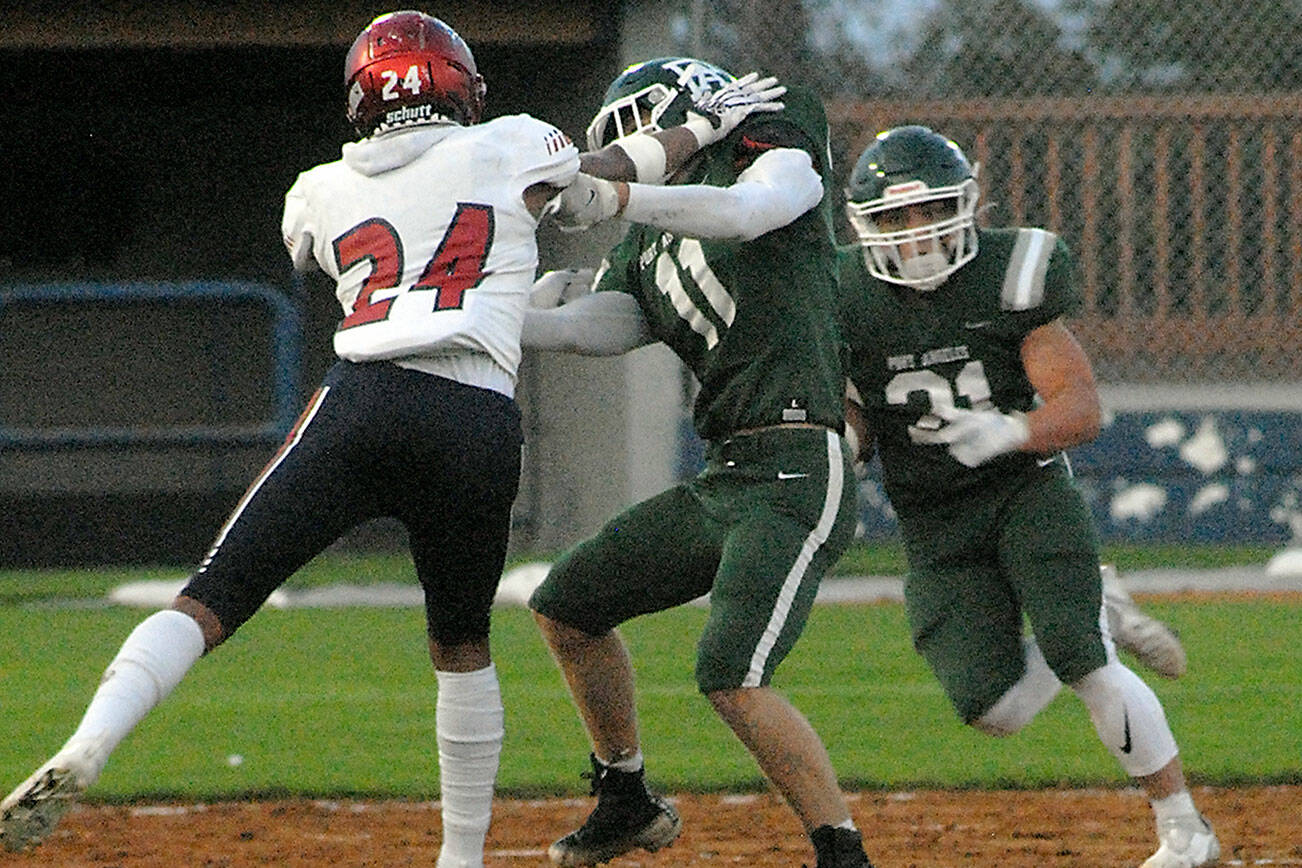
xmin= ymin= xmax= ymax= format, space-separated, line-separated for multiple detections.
xmin=846 ymin=176 xmax=981 ymax=291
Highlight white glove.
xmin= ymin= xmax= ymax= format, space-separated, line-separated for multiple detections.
xmin=912 ymin=407 xmax=1030 ymax=468
xmin=683 ymin=72 xmax=787 ymax=148
xmin=550 ymin=173 xmax=622 ymax=233
xmin=529 ymin=268 xmax=596 ymax=309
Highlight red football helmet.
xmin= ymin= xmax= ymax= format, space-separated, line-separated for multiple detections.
xmin=344 ymin=11 xmax=487 ymax=136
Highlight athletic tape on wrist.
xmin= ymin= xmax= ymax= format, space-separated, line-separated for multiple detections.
xmin=684 ymin=117 xmax=718 ymax=149
xmin=616 ymin=133 xmax=668 ymax=184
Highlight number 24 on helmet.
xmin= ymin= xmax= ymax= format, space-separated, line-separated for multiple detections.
xmin=344 ymin=10 xmax=487 ymax=137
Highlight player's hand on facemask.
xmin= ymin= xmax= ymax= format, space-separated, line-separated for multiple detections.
xmin=529 ymin=268 xmax=596 ymax=309
xmin=550 ymin=173 xmax=624 ymax=233
xmin=912 ymin=406 xmax=1030 ymax=468
xmin=683 ymin=72 xmax=787 ymax=148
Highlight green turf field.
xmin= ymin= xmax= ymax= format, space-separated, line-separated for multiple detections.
xmin=0 ymin=545 xmax=1297 ymax=802
xmin=0 ymin=542 xmax=1279 ymax=605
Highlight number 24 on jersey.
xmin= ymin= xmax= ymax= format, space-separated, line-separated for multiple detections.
xmin=333 ymin=202 xmax=494 ymax=330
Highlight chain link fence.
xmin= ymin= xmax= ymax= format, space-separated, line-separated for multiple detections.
xmin=658 ymin=0 xmax=1302 ymax=384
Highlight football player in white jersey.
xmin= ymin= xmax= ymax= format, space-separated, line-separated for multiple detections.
xmin=0 ymin=10 xmax=781 ymax=863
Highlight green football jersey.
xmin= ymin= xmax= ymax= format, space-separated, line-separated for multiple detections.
xmin=595 ymin=86 xmax=845 ymax=442
xmin=838 ymin=227 xmax=1080 ymax=513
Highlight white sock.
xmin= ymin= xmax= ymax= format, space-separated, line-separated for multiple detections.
xmin=1151 ymin=790 xmax=1198 ymax=823
xmin=1071 ymin=660 xmax=1178 ymax=777
xmin=605 ymin=750 xmax=644 ymax=773
xmin=60 ymin=610 xmax=205 ymax=783
xmin=971 ymin=637 xmax=1063 ymax=736
xmin=436 ymin=664 xmax=504 ymax=868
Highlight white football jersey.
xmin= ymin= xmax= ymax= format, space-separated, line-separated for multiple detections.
xmin=282 ymin=115 xmax=579 ymax=395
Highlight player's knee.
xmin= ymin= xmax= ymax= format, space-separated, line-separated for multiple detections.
xmin=1036 ymin=628 xmax=1107 ymax=685
xmin=704 ymin=685 xmax=745 ymax=717
xmin=526 ymin=568 xmax=596 ymax=634
xmin=1070 ymin=660 xmax=1178 ymax=776
xmin=963 ymin=686 xmax=1027 ymax=736
xmin=525 ymin=577 xmax=552 ymax=615
xmin=533 ymin=609 xmax=607 ymax=654
xmin=169 ymin=594 xmax=226 ymax=652
xmin=964 ymin=644 xmax=1063 ymax=738
xmin=694 ymin=659 xmax=743 ymax=695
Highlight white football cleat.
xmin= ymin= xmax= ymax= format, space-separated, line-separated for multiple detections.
xmin=1102 ymin=564 xmax=1188 ymax=679
xmin=0 ymin=742 xmax=101 ymax=852
xmin=1140 ymin=813 xmax=1220 ymax=868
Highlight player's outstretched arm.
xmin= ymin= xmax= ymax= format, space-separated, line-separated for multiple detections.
xmin=553 ymin=148 xmax=819 ymax=238
xmin=522 ymin=278 xmax=653 ymax=356
xmin=578 ymin=72 xmax=785 ymax=184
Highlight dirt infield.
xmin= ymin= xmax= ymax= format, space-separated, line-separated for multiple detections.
xmin=2 ymin=785 xmax=1298 ymax=867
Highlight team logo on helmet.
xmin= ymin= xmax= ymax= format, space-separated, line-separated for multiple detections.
xmin=655 ymin=58 xmax=733 ymax=101
xmin=585 ymin=56 xmax=735 ymax=150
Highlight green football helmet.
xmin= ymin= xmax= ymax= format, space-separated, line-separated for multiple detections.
xmin=844 ymin=125 xmax=980 ymax=291
xmin=585 ymin=57 xmax=736 ymax=151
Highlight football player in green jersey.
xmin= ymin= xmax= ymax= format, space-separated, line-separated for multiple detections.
xmin=524 ymin=58 xmax=873 ymax=868
xmin=838 ymin=125 xmax=1218 ymax=868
